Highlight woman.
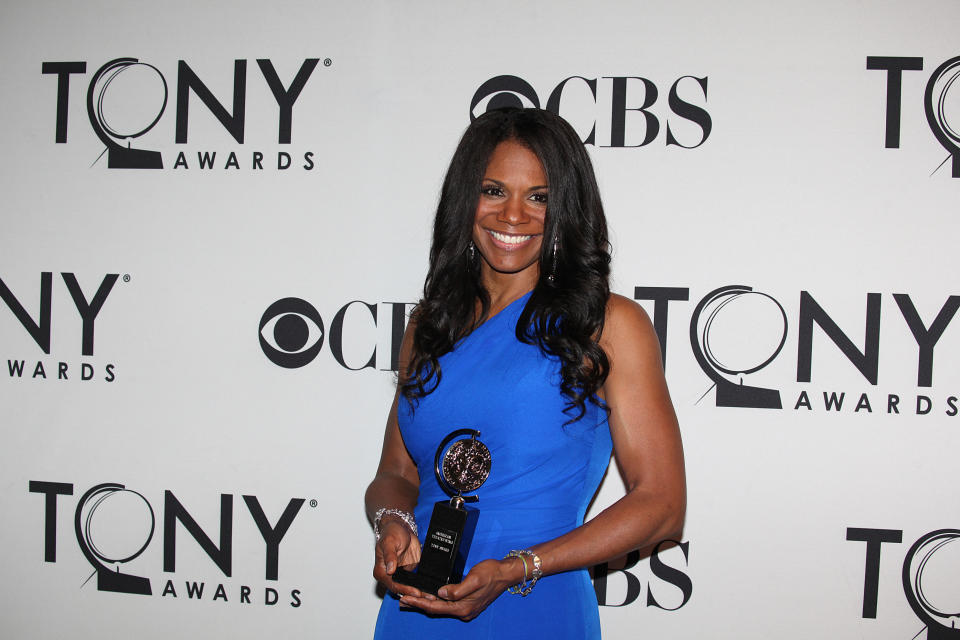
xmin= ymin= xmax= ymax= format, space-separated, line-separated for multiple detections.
xmin=366 ymin=107 xmax=685 ymax=638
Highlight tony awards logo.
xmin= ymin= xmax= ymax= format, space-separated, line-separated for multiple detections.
xmin=76 ymin=483 xmax=155 ymax=595
xmin=394 ymin=429 xmax=491 ymax=595
xmin=87 ymin=58 xmax=168 ymax=169
xmin=691 ymin=285 xmax=788 ymax=409
xmin=903 ymin=530 xmax=960 ymax=639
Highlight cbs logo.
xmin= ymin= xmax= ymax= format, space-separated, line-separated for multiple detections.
xmin=470 ymin=73 xmax=712 ymax=149
xmin=258 ymin=297 xmax=411 ymax=371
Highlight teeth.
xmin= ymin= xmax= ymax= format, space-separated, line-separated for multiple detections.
xmin=489 ymin=230 xmax=532 ymax=245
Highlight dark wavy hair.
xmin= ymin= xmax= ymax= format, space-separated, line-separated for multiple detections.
xmin=401 ymin=108 xmax=611 ymax=422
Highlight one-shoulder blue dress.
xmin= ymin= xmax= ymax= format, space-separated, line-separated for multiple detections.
xmin=374 ymin=291 xmax=612 ymax=639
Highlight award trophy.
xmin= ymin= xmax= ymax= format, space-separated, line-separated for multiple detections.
xmin=393 ymin=429 xmax=491 ymax=595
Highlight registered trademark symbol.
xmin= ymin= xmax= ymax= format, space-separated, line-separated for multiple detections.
xmin=323 ymin=58 xmax=332 ymax=67
xmin=309 ymin=499 xmax=318 ymax=508
xmin=123 ymin=274 xmax=131 ymax=283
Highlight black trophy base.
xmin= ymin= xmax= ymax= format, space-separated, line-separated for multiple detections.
xmin=107 ymin=146 xmax=164 ymax=169
xmin=392 ymin=499 xmax=478 ymax=596
xmin=97 ymin=568 xmax=152 ymax=595
xmin=392 ymin=565 xmax=448 ymax=596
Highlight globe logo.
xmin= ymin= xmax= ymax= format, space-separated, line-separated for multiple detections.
xmin=903 ymin=529 xmax=960 ymax=639
xmin=87 ymin=58 xmax=167 ymax=169
xmin=691 ymin=285 xmax=787 ymax=409
xmin=75 ymin=483 xmax=154 ymax=595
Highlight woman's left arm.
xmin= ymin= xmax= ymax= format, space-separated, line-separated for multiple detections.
xmin=401 ymin=294 xmax=686 ymax=618
xmin=527 ymin=294 xmax=686 ymax=568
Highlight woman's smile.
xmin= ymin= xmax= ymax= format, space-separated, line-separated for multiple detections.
xmin=485 ymin=229 xmax=538 ymax=249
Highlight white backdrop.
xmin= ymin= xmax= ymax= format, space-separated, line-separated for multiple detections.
xmin=2 ymin=1 xmax=958 ymax=638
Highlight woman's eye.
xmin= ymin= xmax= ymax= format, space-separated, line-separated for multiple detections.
xmin=531 ymin=192 xmax=548 ymax=204
xmin=481 ymin=186 xmax=504 ymax=197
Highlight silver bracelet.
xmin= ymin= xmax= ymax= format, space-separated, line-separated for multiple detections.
xmin=505 ymin=549 xmax=542 ymax=596
xmin=373 ymin=508 xmax=418 ymax=540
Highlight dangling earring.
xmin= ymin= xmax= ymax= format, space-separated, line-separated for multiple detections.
xmin=468 ymin=240 xmax=476 ymax=262
xmin=547 ymin=237 xmax=558 ymax=285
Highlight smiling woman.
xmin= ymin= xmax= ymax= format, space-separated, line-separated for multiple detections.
xmin=365 ymin=108 xmax=685 ymax=639
xmin=473 ymin=139 xmax=548 ymax=281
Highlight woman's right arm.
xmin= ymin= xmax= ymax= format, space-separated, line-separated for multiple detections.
xmin=364 ymin=322 xmax=433 ymax=598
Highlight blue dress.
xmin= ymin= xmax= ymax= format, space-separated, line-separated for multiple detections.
xmin=374 ymin=292 xmax=613 ymax=639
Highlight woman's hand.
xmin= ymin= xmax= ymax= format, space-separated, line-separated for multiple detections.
xmin=367 ymin=320 xmax=431 ymax=599
xmin=398 ymin=558 xmax=522 ymax=621
xmin=373 ymin=518 xmax=431 ymax=599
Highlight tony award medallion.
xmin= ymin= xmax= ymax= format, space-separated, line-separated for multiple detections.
xmin=393 ymin=429 xmax=491 ymax=595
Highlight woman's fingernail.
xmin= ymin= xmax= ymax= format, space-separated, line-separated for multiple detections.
xmin=386 ymin=561 xmax=395 ymax=572
xmin=437 ymin=588 xmax=448 ymax=599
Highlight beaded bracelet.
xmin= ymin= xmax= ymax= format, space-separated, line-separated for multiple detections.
xmin=373 ymin=508 xmax=418 ymax=540
xmin=505 ymin=549 xmax=542 ymax=596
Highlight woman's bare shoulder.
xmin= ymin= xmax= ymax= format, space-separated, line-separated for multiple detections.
xmin=600 ymin=293 xmax=663 ymax=367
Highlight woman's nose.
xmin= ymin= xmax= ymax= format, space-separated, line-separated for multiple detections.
xmin=497 ymin=196 xmax=529 ymax=225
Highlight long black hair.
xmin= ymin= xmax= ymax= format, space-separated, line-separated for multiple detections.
xmin=401 ymin=108 xmax=611 ymax=422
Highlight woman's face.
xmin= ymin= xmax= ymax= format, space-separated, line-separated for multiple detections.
xmin=472 ymin=139 xmax=548 ymax=287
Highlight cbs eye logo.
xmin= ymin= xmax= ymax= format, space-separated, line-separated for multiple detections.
xmin=690 ymin=285 xmax=788 ymax=409
xmin=470 ymin=75 xmax=540 ymax=114
xmin=258 ymin=298 xmax=325 ymax=369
